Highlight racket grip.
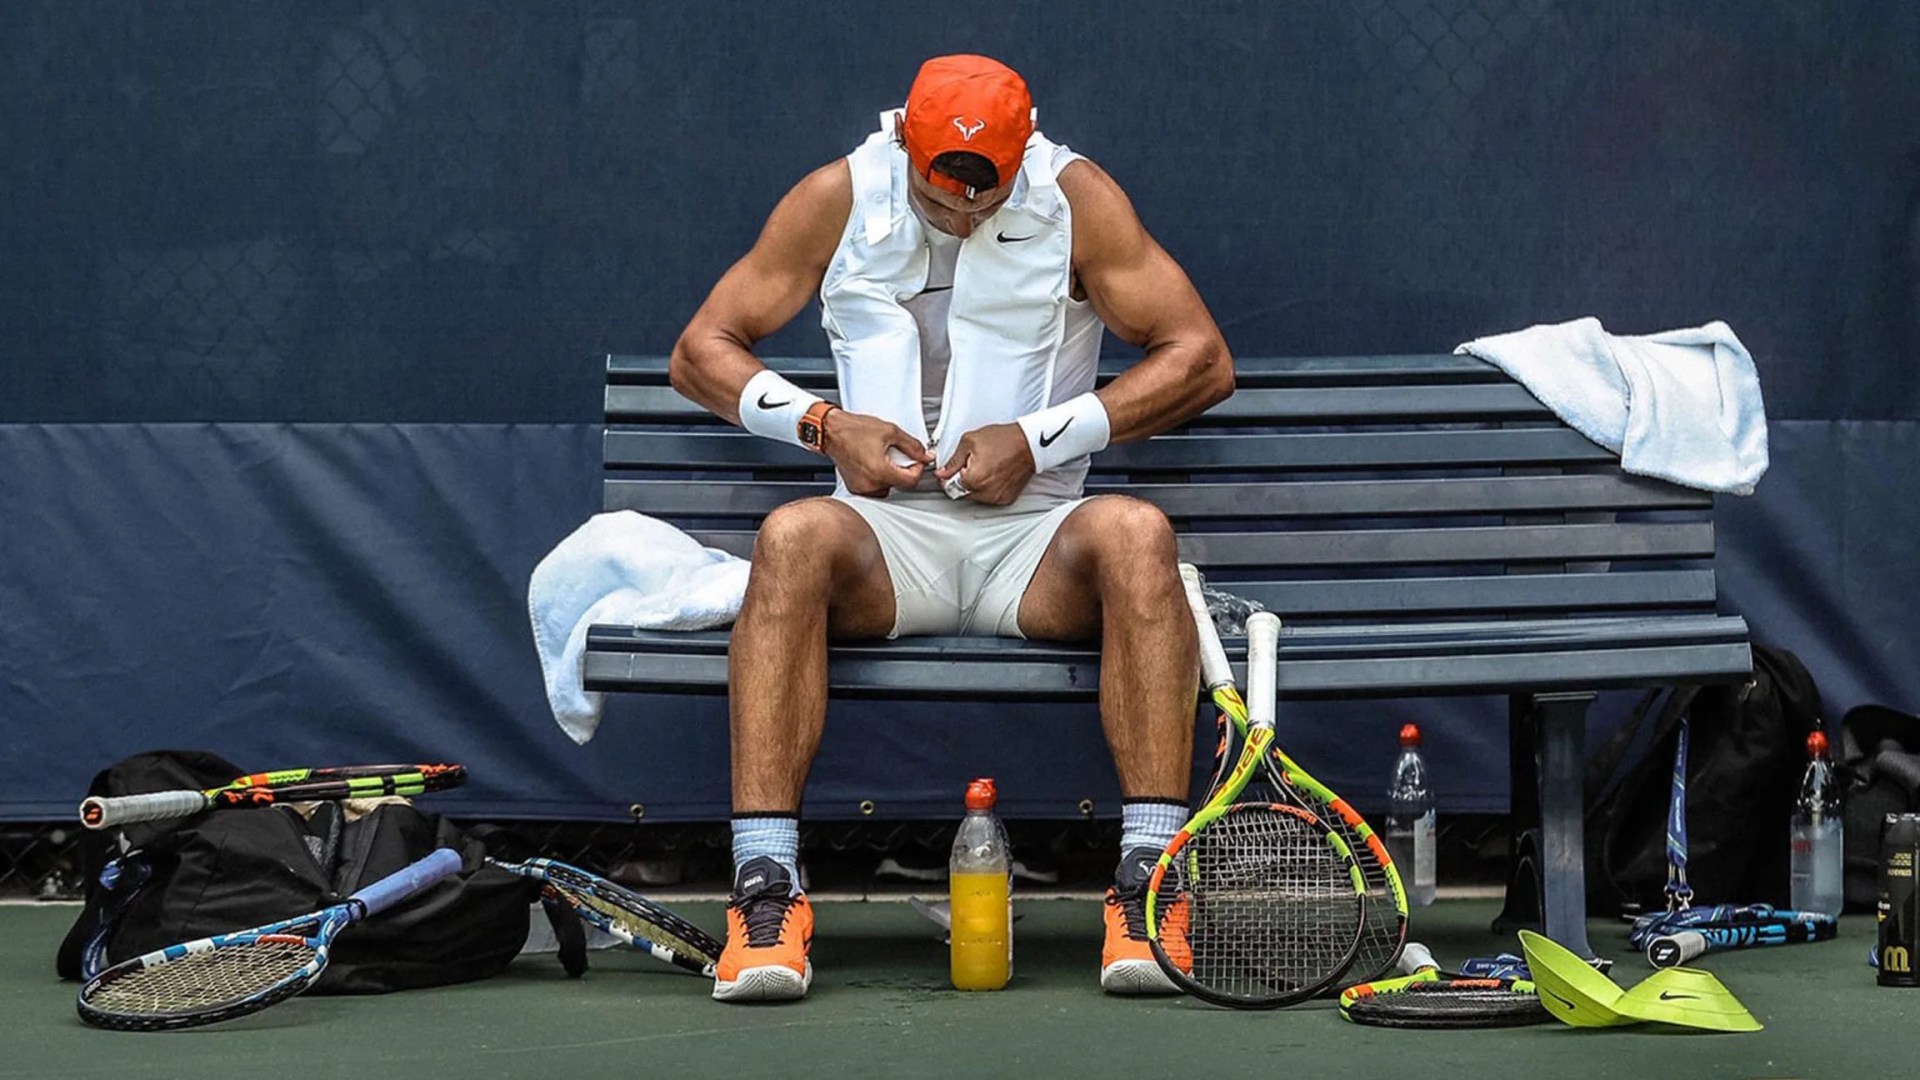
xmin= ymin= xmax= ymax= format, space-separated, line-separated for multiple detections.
xmin=1648 ymin=930 xmax=1707 ymax=968
xmin=1398 ymin=941 xmax=1437 ymax=975
xmin=1245 ymin=612 xmax=1281 ymax=730
xmin=79 ymin=790 xmax=209 ymax=829
xmin=349 ymin=848 xmax=465 ymax=918
xmin=1178 ymin=564 xmax=1237 ymax=692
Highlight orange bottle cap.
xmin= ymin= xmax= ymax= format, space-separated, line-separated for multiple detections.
xmin=1807 ymin=730 xmax=1828 ymax=757
xmin=965 ymin=777 xmax=998 ymax=810
xmin=1399 ymin=723 xmax=1422 ymax=748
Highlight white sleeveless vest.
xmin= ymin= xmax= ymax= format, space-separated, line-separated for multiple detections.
xmin=820 ymin=111 xmax=1103 ymax=500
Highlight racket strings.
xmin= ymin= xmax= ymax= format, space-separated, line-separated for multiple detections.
xmin=1176 ymin=809 xmax=1362 ymax=1001
xmin=88 ymin=939 xmax=316 ymax=1015
xmin=556 ymin=883 xmax=714 ymax=958
xmin=1343 ymin=983 xmax=1548 ymax=1028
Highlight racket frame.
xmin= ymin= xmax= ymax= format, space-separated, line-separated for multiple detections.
xmin=1174 ymin=565 xmax=1409 ymax=984
xmin=79 ymin=763 xmax=468 ymax=829
xmin=76 ymin=847 xmax=464 ymax=1031
xmin=486 ymin=856 xmax=721 ymax=976
xmin=1145 ymin=609 xmax=1368 ymax=1008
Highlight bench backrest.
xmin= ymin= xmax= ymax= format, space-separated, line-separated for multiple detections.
xmin=602 ymin=354 xmax=1721 ymax=628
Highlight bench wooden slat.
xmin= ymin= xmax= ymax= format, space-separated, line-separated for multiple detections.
xmin=607 ymin=352 xmax=1511 ymax=389
xmin=606 ymin=383 xmax=1554 ymax=425
xmin=602 ymin=472 xmax=1709 ymax=518
xmin=584 ymin=614 xmax=1751 ymax=699
xmin=604 ymin=427 xmax=1616 ymax=473
xmin=1233 ymin=570 xmax=1719 ymax=616
xmin=687 ymin=521 xmax=1713 ymax=567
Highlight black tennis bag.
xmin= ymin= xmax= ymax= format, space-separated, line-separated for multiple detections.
xmin=1583 ymin=645 xmax=1824 ymax=914
xmin=56 ymin=750 xmax=538 ymax=992
xmin=1839 ymin=704 xmax=1920 ymax=911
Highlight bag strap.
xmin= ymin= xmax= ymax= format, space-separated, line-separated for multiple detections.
xmin=1665 ymin=712 xmax=1693 ymax=910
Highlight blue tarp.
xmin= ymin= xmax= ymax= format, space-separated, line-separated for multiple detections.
xmin=3 ymin=2 xmax=1916 ymax=818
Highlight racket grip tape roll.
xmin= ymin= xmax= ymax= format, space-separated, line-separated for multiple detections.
xmin=1245 ymin=612 xmax=1281 ymax=729
xmin=79 ymin=790 xmax=209 ymax=829
xmin=351 ymin=848 xmax=465 ymax=917
xmin=1648 ymin=931 xmax=1707 ymax=968
xmin=1178 ymin=563 xmax=1236 ymax=692
xmin=1398 ymin=941 xmax=1437 ymax=974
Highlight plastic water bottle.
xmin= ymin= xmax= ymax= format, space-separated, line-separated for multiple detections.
xmin=1385 ymin=723 xmax=1437 ymax=907
xmin=1790 ymin=730 xmax=1844 ymax=918
xmin=949 ymin=777 xmax=1012 ymax=990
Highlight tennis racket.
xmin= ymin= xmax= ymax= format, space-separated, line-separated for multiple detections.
xmin=77 ymin=847 xmax=464 ymax=1031
xmin=1338 ymin=942 xmax=1549 ymax=1029
xmin=486 ymin=857 xmax=721 ymax=976
xmin=1177 ymin=564 xmax=1409 ymax=985
xmin=1145 ymin=611 xmax=1368 ymax=1009
xmin=1647 ymin=915 xmax=1836 ymax=967
xmin=79 ymin=763 xmax=468 ymax=829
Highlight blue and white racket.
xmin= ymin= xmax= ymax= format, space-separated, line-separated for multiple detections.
xmin=77 ymin=848 xmax=464 ymax=1031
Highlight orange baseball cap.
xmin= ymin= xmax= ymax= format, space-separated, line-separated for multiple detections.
xmin=903 ymin=54 xmax=1033 ymax=197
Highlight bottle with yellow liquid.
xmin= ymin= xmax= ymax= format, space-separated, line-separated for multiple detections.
xmin=949 ymin=777 xmax=1012 ymax=990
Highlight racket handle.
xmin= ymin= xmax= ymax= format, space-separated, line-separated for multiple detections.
xmin=1178 ymin=563 xmax=1236 ymax=692
xmin=78 ymin=790 xmax=210 ymax=829
xmin=1648 ymin=930 xmax=1707 ymax=968
xmin=1245 ymin=612 xmax=1281 ymax=731
xmin=1398 ymin=941 xmax=1438 ymax=975
xmin=349 ymin=847 xmax=465 ymax=918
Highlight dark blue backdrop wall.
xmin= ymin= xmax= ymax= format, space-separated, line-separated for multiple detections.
xmin=4 ymin=1 xmax=1917 ymax=819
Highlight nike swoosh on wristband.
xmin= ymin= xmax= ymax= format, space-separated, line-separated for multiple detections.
xmin=996 ymin=231 xmax=1034 ymax=243
xmin=757 ymin=393 xmax=790 ymax=409
xmin=1038 ymin=418 xmax=1072 ymax=448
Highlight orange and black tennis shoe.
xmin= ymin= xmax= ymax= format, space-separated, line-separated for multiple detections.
xmin=1100 ymin=846 xmax=1189 ymax=994
xmin=713 ymin=856 xmax=813 ymax=1002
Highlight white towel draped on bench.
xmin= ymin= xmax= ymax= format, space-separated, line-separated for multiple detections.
xmin=528 ymin=511 xmax=749 ymax=744
xmin=1455 ymin=318 xmax=1769 ymax=495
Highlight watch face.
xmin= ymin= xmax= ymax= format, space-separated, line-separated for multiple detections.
xmin=799 ymin=421 xmax=822 ymax=448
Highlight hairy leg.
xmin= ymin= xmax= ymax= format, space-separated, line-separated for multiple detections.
xmin=1017 ymin=495 xmax=1197 ymax=800
xmin=729 ymin=497 xmax=895 ymax=812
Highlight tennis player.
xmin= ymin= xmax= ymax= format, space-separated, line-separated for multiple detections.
xmin=669 ymin=54 xmax=1234 ymax=1002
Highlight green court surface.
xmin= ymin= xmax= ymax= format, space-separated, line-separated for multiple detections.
xmin=2 ymin=898 xmax=1911 ymax=1079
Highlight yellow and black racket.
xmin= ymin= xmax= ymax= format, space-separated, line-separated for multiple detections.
xmin=1177 ymin=563 xmax=1409 ymax=986
xmin=79 ymin=764 xmax=467 ymax=829
xmin=1144 ymin=611 xmax=1367 ymax=1009
xmin=1339 ymin=942 xmax=1549 ymax=1029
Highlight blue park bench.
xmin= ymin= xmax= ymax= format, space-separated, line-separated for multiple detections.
xmin=582 ymin=352 xmax=1754 ymax=956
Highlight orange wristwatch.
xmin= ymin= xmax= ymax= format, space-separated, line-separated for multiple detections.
xmin=797 ymin=401 xmax=838 ymax=453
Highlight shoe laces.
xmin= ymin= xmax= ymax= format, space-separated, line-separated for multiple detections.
xmin=1107 ymin=885 xmax=1152 ymax=942
xmin=732 ymin=888 xmax=797 ymax=947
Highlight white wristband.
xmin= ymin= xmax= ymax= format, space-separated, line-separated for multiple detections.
xmin=737 ymin=369 xmax=824 ymax=449
xmin=1016 ymin=392 xmax=1111 ymax=474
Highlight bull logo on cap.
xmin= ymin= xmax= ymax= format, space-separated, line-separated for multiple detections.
xmin=951 ymin=117 xmax=986 ymax=141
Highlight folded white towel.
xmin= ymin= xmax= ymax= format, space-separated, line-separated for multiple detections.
xmin=1456 ymin=317 xmax=1769 ymax=494
xmin=528 ymin=511 xmax=749 ymax=744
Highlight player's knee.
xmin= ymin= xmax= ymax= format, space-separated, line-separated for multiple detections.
xmin=748 ymin=498 xmax=859 ymax=599
xmin=1082 ymin=497 xmax=1179 ymax=577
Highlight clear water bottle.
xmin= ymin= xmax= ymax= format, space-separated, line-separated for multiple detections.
xmin=1385 ymin=723 xmax=1437 ymax=907
xmin=1790 ymin=730 xmax=1844 ymax=918
xmin=949 ymin=777 xmax=1012 ymax=990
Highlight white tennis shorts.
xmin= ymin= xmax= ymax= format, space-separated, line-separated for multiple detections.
xmin=836 ymin=490 xmax=1087 ymax=639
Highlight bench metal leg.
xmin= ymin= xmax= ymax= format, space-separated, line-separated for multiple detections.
xmin=1492 ymin=690 xmax=1596 ymax=959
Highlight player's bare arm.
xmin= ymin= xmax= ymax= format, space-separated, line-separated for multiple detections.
xmin=670 ymin=162 xmax=935 ymax=495
xmin=936 ymin=159 xmax=1234 ymax=504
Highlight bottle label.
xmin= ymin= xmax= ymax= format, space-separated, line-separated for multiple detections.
xmin=1414 ymin=809 xmax=1436 ymax=886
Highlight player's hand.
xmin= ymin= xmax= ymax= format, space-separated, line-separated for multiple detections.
xmin=936 ymin=422 xmax=1035 ymax=506
xmin=823 ymin=409 xmax=934 ymax=498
